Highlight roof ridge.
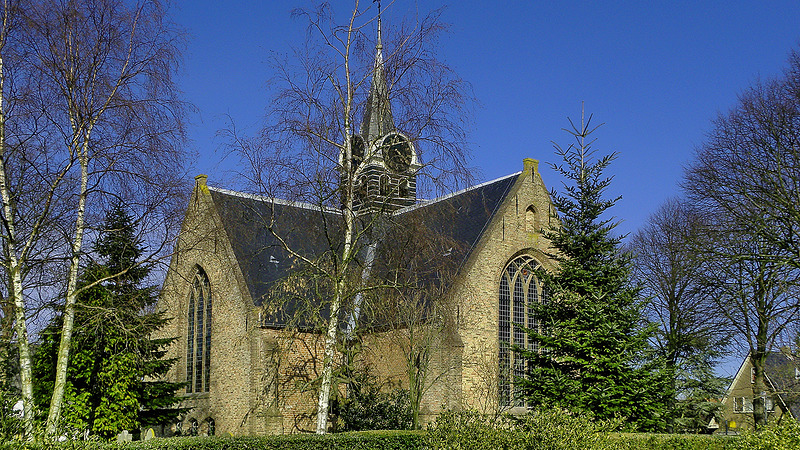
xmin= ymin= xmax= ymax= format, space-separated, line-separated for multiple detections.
xmin=393 ymin=171 xmax=522 ymax=216
xmin=208 ymin=186 xmax=342 ymax=215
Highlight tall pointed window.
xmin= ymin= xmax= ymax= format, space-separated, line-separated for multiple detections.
xmin=186 ymin=268 xmax=211 ymax=393
xmin=498 ymin=255 xmax=546 ymax=407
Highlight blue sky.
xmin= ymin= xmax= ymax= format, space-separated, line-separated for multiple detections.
xmin=173 ymin=1 xmax=800 ymax=244
xmin=172 ymin=1 xmax=800 ymax=376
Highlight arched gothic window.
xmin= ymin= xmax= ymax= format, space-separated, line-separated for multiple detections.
xmin=186 ymin=268 xmax=211 ymax=393
xmin=498 ymin=255 xmax=546 ymax=407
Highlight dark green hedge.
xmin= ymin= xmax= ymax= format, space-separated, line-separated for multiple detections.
xmin=0 ymin=430 xmax=427 ymax=450
xmin=5 ymin=418 xmax=800 ymax=450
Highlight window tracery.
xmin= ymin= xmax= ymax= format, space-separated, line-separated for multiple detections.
xmin=498 ymin=255 xmax=546 ymax=407
xmin=186 ymin=267 xmax=211 ymax=393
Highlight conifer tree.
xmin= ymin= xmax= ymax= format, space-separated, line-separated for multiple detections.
xmin=517 ymin=109 xmax=669 ymax=431
xmin=33 ymin=203 xmax=183 ymax=438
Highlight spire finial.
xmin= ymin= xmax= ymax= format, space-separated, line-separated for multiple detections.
xmin=375 ymin=0 xmax=382 ymax=50
xmin=361 ymin=0 xmax=394 ymax=143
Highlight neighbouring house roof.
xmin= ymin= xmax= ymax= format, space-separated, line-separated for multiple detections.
xmin=205 ymin=173 xmax=520 ymax=327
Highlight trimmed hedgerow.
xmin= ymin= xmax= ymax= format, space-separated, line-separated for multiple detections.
xmin=15 ymin=413 xmax=800 ymax=450
xmin=727 ymin=419 xmax=800 ymax=450
xmin=426 ymin=410 xmax=737 ymax=450
xmin=0 ymin=430 xmax=427 ymax=450
xmin=606 ymin=433 xmax=735 ymax=450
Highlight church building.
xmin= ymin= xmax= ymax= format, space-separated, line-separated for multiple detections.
xmin=156 ymin=13 xmax=557 ymax=436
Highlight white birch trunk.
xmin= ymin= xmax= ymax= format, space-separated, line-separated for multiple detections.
xmin=0 ymin=39 xmax=35 ymax=439
xmin=313 ymin=2 xmax=359 ymax=434
xmin=10 ymin=268 xmax=33 ymax=438
xmin=0 ymin=160 xmax=35 ymax=440
xmin=45 ymin=141 xmax=89 ymax=436
xmin=315 ymin=114 xmax=355 ymax=435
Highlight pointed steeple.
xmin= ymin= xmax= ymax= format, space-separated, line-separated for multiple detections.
xmin=360 ymin=6 xmax=394 ymax=144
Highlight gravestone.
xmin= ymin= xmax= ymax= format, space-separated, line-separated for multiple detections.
xmin=116 ymin=430 xmax=132 ymax=443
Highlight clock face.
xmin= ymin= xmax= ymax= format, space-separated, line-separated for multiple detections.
xmin=382 ymin=133 xmax=412 ymax=173
xmin=350 ymin=134 xmax=365 ymax=172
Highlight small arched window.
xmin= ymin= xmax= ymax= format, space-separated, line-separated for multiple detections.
xmin=205 ymin=418 xmax=215 ymax=436
xmin=498 ymin=255 xmax=546 ymax=407
xmin=399 ymin=179 xmax=409 ymax=198
xmin=186 ymin=267 xmax=211 ymax=393
xmin=379 ymin=174 xmax=390 ymax=196
xmin=525 ymin=205 xmax=537 ymax=232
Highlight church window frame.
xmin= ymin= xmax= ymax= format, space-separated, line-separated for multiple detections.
xmin=399 ymin=178 xmax=409 ymax=198
xmin=498 ymin=254 xmax=546 ymax=408
xmin=379 ymin=174 xmax=390 ymax=196
xmin=186 ymin=267 xmax=212 ymax=393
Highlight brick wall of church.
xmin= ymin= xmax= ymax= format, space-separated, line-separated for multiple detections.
xmin=449 ymin=159 xmax=556 ymax=415
xmin=158 ymin=160 xmax=557 ymax=435
xmin=159 ymin=177 xmax=264 ymax=436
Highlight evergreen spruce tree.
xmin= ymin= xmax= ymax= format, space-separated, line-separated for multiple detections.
xmin=517 ymin=109 xmax=669 ymax=431
xmin=33 ymin=203 xmax=183 ymax=438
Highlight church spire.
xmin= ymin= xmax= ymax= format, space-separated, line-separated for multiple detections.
xmin=360 ymin=2 xmax=394 ymax=144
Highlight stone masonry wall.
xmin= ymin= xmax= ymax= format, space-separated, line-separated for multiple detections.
xmin=449 ymin=158 xmax=556 ymax=415
xmin=158 ymin=175 xmax=257 ymax=436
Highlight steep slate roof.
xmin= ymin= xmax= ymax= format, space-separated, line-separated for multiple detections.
xmin=209 ymin=188 xmax=342 ymax=308
xmin=390 ymin=173 xmax=519 ymax=271
xmin=207 ymin=172 xmax=520 ymax=326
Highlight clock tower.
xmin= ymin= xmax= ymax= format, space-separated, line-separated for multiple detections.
xmin=344 ymin=7 xmax=419 ymax=214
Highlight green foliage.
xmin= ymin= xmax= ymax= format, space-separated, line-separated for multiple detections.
xmin=336 ymin=385 xmax=412 ymax=431
xmin=517 ymin=110 xmax=670 ymax=431
xmin=0 ymin=392 xmax=22 ymax=442
xmin=427 ymin=409 xmax=617 ymax=450
xmin=427 ymin=410 xmax=738 ymax=450
xmin=33 ymin=203 xmax=184 ymax=439
xmin=728 ymin=420 xmax=800 ymax=450
xmin=0 ymin=343 xmax=22 ymax=441
xmin=329 ymin=356 xmax=412 ymax=432
xmin=608 ymin=432 xmax=734 ymax=450
xmin=0 ymin=421 xmax=750 ymax=450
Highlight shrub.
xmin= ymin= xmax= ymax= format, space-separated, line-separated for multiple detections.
xmin=729 ymin=420 xmax=800 ymax=450
xmin=336 ymin=387 xmax=412 ymax=431
xmin=426 ymin=409 xmax=618 ymax=450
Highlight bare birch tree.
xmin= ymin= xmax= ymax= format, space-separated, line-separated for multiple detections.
xmin=0 ymin=0 xmax=189 ymax=437
xmin=230 ymin=0 xmax=472 ymax=433
xmin=0 ymin=0 xmax=39 ymax=437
